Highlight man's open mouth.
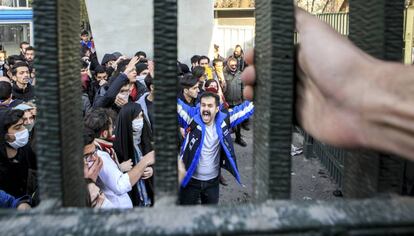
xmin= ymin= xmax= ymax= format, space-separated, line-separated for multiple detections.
xmin=202 ymin=111 xmax=211 ymax=118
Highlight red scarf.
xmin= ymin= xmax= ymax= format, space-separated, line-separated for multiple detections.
xmin=129 ymin=84 xmax=138 ymax=101
xmin=94 ymin=138 xmax=117 ymax=162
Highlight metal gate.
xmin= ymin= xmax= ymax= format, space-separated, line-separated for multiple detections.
xmin=213 ymin=25 xmax=255 ymax=58
xmin=0 ymin=0 xmax=414 ymax=235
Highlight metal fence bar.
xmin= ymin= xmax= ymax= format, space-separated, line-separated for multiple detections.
xmin=317 ymin=13 xmax=349 ymax=36
xmin=254 ymin=0 xmax=294 ymax=200
xmin=33 ymin=0 xmax=85 ymax=207
xmin=312 ymin=140 xmax=344 ymax=188
xmin=2 ymin=198 xmax=414 ymax=235
xmin=3 ymin=1 xmax=414 ymax=236
xmin=343 ymin=0 xmax=405 ymax=198
xmin=153 ymin=0 xmax=178 ymax=204
xmin=385 ymin=0 xmax=405 ymax=61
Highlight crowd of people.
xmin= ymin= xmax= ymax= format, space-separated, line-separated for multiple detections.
xmin=2 ymin=6 xmax=414 ymax=209
xmin=0 ymin=27 xmax=253 ymax=208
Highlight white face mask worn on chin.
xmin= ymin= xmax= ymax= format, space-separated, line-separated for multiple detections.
xmin=7 ymin=129 xmax=29 ymax=149
xmin=24 ymin=123 xmax=35 ymax=132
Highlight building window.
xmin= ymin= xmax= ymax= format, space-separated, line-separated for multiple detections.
xmin=0 ymin=0 xmax=29 ymax=7
xmin=0 ymin=23 xmax=30 ymax=55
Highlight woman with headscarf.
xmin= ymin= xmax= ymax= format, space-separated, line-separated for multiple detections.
xmin=0 ymin=109 xmax=37 ymax=205
xmin=114 ymin=102 xmax=154 ymax=206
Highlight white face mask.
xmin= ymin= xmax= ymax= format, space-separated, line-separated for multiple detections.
xmin=132 ymin=118 xmax=144 ymax=146
xmin=7 ymin=129 xmax=29 ymax=149
xmin=136 ymin=75 xmax=146 ymax=81
xmin=118 ymin=93 xmax=129 ymax=101
xmin=132 ymin=118 xmax=144 ymax=133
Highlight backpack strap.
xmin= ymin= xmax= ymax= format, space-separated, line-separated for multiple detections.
xmin=185 ymin=119 xmax=198 ymax=135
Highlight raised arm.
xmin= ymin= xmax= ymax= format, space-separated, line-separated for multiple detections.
xmin=229 ymin=101 xmax=254 ymax=128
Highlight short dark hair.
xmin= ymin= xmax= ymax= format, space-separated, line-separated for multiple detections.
xmin=227 ymin=56 xmax=237 ymax=65
xmin=19 ymin=42 xmax=29 ymax=49
xmin=204 ymin=79 xmax=218 ymax=90
xmin=135 ymin=63 xmax=148 ymax=75
xmin=81 ymin=30 xmax=89 ymax=36
xmin=144 ymin=74 xmax=153 ymax=91
xmin=83 ymin=127 xmax=95 ymax=146
xmin=11 ymin=62 xmax=29 ymax=76
xmin=7 ymin=55 xmax=23 ymax=67
xmin=198 ymin=55 xmax=210 ymax=64
xmin=177 ymin=62 xmax=190 ymax=76
xmin=134 ymin=51 xmax=147 ymax=58
xmin=84 ymin=108 xmax=112 ymax=138
xmin=200 ymin=92 xmax=219 ymax=107
xmin=25 ymin=46 xmax=35 ymax=52
xmin=81 ymin=60 xmax=89 ymax=69
xmin=192 ymin=66 xmax=205 ymax=79
xmin=180 ymin=74 xmax=199 ymax=89
xmin=191 ymin=55 xmax=200 ymax=64
xmin=0 ymin=81 xmax=12 ymax=100
xmin=94 ymin=65 xmax=106 ymax=76
xmin=212 ymin=58 xmax=224 ymax=67
xmin=80 ymin=45 xmax=90 ymax=57
xmin=2 ymin=109 xmax=24 ymax=132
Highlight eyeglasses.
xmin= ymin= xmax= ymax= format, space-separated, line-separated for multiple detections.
xmin=83 ymin=149 xmax=97 ymax=160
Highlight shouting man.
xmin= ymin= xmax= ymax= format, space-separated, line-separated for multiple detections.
xmin=177 ymin=92 xmax=254 ymax=205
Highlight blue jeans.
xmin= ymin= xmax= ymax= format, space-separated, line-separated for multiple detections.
xmin=179 ymin=176 xmax=220 ymax=205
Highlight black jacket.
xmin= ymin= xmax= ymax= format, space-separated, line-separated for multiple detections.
xmin=12 ymin=83 xmax=35 ymax=102
xmin=113 ymin=103 xmax=153 ymax=206
xmin=93 ymin=73 xmax=147 ymax=113
xmin=0 ymin=144 xmax=37 ymax=198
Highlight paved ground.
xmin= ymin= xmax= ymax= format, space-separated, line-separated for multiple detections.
xmin=220 ymin=126 xmax=341 ymax=205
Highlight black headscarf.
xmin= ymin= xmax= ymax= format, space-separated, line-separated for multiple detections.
xmin=113 ymin=102 xmax=154 ymax=206
xmin=113 ymin=102 xmax=142 ymax=164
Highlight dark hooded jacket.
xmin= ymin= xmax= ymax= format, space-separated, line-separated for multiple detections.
xmin=0 ymin=110 xmax=37 ymax=200
xmin=113 ymin=103 xmax=153 ymax=206
xmin=12 ymin=83 xmax=35 ymax=102
xmin=93 ymin=73 xmax=147 ymax=114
